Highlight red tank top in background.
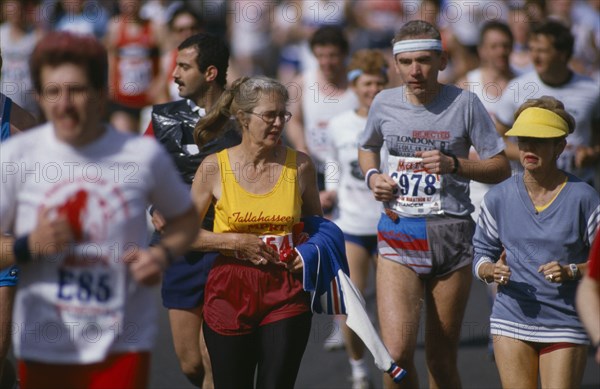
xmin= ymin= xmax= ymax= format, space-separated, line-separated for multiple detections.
xmin=111 ymin=20 xmax=159 ymax=108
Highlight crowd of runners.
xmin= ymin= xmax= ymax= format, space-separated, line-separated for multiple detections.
xmin=1 ymin=1 xmax=599 ymax=389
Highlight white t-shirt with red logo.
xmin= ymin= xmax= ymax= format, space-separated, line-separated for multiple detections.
xmin=0 ymin=123 xmax=192 ymax=364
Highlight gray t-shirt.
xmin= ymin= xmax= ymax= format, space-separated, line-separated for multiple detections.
xmin=359 ymin=84 xmax=505 ymax=217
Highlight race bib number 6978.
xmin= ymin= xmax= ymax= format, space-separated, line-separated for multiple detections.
xmin=386 ymin=156 xmax=443 ymax=216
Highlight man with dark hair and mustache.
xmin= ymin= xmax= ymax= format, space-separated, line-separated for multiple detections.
xmin=144 ymin=32 xmax=240 ymax=388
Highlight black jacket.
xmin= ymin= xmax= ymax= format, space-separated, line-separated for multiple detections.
xmin=151 ymin=99 xmax=241 ymax=229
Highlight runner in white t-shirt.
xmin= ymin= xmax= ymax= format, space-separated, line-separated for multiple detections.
xmin=456 ymin=21 xmax=516 ymax=222
xmin=325 ymin=49 xmax=388 ymax=388
xmin=286 ymin=26 xmax=358 ymax=351
xmin=0 ymin=0 xmax=41 ymax=117
xmin=287 ymin=26 xmax=358 ymax=212
xmin=495 ymin=20 xmax=600 ymax=188
xmin=455 ymin=21 xmax=517 ymax=361
xmin=0 ymin=31 xmax=199 ymax=389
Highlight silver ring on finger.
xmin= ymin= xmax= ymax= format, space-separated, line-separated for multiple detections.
xmin=546 ymin=274 xmax=553 ymax=281
xmin=500 ymin=275 xmax=505 ymax=283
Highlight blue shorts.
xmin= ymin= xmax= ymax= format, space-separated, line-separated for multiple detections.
xmin=153 ymin=231 xmax=217 ymax=310
xmin=161 ymin=250 xmax=218 ymax=309
xmin=344 ymin=233 xmax=378 ymax=256
xmin=0 ymin=265 xmax=18 ymax=287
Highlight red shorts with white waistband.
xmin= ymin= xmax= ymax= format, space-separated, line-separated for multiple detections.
xmin=203 ymin=255 xmax=310 ymax=336
xmin=19 ymin=352 xmax=150 ymax=389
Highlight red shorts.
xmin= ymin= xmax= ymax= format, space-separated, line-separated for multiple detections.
xmin=203 ymin=255 xmax=310 ymax=335
xmin=538 ymin=342 xmax=580 ymax=355
xmin=19 ymin=352 xmax=150 ymax=389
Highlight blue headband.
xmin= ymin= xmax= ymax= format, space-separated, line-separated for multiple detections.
xmin=347 ymin=68 xmax=388 ymax=82
xmin=347 ymin=69 xmax=363 ymax=82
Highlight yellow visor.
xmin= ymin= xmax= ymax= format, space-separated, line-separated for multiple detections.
xmin=505 ymin=107 xmax=569 ymax=138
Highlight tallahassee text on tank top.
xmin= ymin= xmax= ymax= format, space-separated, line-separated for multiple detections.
xmin=213 ymin=148 xmax=302 ymax=245
xmin=111 ymin=20 xmax=159 ymax=108
xmin=302 ymin=69 xmax=358 ymax=166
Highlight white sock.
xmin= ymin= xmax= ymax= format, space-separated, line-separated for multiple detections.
xmin=349 ymin=357 xmax=368 ymax=379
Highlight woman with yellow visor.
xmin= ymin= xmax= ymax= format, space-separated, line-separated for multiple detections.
xmin=472 ymin=96 xmax=600 ymax=388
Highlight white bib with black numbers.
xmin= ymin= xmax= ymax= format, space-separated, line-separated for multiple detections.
xmin=53 ymin=248 xmax=126 ymax=357
xmin=386 ymin=155 xmax=443 ymax=216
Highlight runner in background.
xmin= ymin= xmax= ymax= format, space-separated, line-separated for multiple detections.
xmin=51 ymin=0 xmax=110 ymax=39
xmin=455 ymin=20 xmax=517 ymax=359
xmin=286 ymin=26 xmax=358 ymax=349
xmin=495 ymin=20 xmax=600 ymax=189
xmin=156 ymin=5 xmax=202 ymax=103
xmin=457 ymin=20 xmax=516 ymax=217
xmin=287 ymin=25 xmax=358 ymax=210
xmin=0 ymin=0 xmax=42 ymax=118
xmin=325 ymin=48 xmax=388 ymax=389
xmin=105 ymin=0 xmax=162 ymax=133
xmin=0 ymin=47 xmax=37 ymax=389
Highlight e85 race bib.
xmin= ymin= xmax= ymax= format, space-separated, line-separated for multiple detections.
xmin=57 ymin=267 xmax=114 ymax=304
xmin=386 ymin=155 xmax=443 ymax=216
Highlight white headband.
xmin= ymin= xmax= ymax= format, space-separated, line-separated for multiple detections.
xmin=392 ymin=39 xmax=442 ymax=55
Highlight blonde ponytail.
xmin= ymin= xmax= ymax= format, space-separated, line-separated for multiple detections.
xmin=194 ymin=76 xmax=288 ymax=145
xmin=194 ymin=77 xmax=250 ymax=146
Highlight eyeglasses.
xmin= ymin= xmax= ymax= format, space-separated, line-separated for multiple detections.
xmin=246 ymin=110 xmax=292 ymax=124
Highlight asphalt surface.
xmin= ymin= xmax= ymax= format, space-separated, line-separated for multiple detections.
xmin=5 ymin=270 xmax=597 ymax=388
xmin=148 ymin=273 xmax=600 ymax=389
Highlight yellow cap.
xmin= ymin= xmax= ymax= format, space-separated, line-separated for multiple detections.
xmin=505 ymin=107 xmax=569 ymax=138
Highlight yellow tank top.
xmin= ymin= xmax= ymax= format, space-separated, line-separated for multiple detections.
xmin=214 ymin=147 xmax=302 ymax=236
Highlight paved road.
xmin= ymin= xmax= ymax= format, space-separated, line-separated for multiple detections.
xmin=149 ymin=275 xmax=600 ymax=389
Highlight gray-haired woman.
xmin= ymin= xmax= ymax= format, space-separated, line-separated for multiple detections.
xmin=190 ymin=76 xmax=323 ymax=389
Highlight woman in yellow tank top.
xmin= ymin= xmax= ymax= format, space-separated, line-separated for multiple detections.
xmin=189 ymin=76 xmax=322 ymax=389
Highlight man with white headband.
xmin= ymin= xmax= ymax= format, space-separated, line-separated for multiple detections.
xmin=358 ymin=20 xmax=511 ymax=388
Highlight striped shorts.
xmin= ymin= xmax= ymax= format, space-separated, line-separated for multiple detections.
xmin=377 ymin=213 xmax=475 ymax=278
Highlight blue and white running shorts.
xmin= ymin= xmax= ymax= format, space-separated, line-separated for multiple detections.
xmin=377 ymin=213 xmax=474 ymax=278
